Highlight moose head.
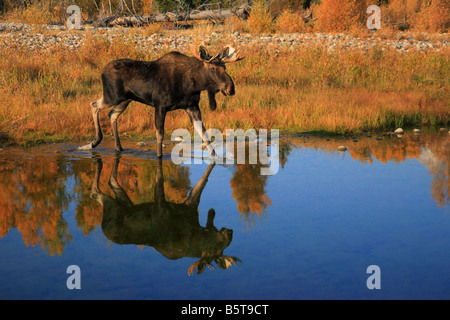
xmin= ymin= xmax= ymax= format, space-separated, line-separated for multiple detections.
xmin=191 ymin=45 xmax=244 ymax=111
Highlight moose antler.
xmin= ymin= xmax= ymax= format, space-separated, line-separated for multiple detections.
xmin=220 ymin=45 xmax=245 ymax=63
xmin=191 ymin=45 xmax=244 ymax=64
xmin=187 ymin=255 xmax=242 ymax=276
xmin=187 ymin=259 xmax=215 ymax=276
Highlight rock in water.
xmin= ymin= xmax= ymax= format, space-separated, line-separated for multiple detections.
xmin=136 ymin=141 xmax=148 ymax=147
xmin=78 ymin=143 xmax=93 ymax=150
xmin=394 ymin=128 xmax=404 ymax=134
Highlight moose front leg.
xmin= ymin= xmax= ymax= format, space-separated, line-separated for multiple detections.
xmin=155 ymin=108 xmax=167 ymax=157
xmin=185 ymin=107 xmax=216 ymax=157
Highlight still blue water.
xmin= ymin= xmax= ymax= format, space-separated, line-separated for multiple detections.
xmin=0 ymin=134 xmax=449 ymax=299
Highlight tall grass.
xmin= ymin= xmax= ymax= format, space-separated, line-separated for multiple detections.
xmin=0 ymin=38 xmax=448 ymax=146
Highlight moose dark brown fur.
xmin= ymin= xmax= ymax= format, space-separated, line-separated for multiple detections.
xmin=85 ymin=45 xmax=244 ymax=156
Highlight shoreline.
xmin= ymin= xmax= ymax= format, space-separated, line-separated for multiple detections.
xmin=1 ymin=127 xmax=448 ymax=149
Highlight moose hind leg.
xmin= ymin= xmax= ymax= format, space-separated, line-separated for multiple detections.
xmin=108 ymin=99 xmax=131 ymax=152
xmin=90 ymin=96 xmax=111 ymax=148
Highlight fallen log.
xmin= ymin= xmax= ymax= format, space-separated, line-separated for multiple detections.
xmin=95 ymin=5 xmax=251 ymax=27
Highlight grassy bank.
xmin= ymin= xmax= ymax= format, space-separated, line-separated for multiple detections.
xmin=0 ymin=36 xmax=448 ymax=146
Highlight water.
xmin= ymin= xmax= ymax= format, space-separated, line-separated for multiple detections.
xmin=0 ymin=131 xmax=449 ymax=300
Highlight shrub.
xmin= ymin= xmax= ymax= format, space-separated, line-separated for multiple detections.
xmin=247 ymin=0 xmax=275 ymax=34
xmin=269 ymin=0 xmax=307 ymax=13
xmin=383 ymin=0 xmax=421 ymax=30
xmin=384 ymin=0 xmax=421 ymax=22
xmin=275 ymin=9 xmax=307 ymax=33
xmin=413 ymin=0 xmax=450 ymax=32
xmin=227 ymin=14 xmax=249 ymax=33
xmin=316 ymin=0 xmax=368 ymax=32
xmin=2 ymin=1 xmax=53 ymax=24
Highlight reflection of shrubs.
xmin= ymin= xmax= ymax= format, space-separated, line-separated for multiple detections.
xmin=230 ymin=165 xmax=272 ymax=216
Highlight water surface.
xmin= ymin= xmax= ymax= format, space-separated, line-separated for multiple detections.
xmin=0 ymin=131 xmax=449 ymax=299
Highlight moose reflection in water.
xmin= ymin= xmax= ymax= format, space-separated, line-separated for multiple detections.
xmin=90 ymin=156 xmax=241 ymax=276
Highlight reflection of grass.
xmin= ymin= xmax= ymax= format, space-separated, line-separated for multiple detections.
xmin=0 ymin=39 xmax=448 ymax=146
xmin=283 ymin=131 xmax=450 ymax=209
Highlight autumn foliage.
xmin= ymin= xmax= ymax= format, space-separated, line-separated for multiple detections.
xmin=1 ymin=0 xmax=449 ymax=32
xmin=275 ymin=9 xmax=308 ymax=33
xmin=316 ymin=0 xmax=368 ymax=32
xmin=413 ymin=0 xmax=450 ymax=32
xmin=247 ymin=0 xmax=275 ymax=34
xmin=382 ymin=0 xmax=449 ymax=32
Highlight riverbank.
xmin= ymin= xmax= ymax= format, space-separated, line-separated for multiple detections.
xmin=0 ymin=22 xmax=448 ymax=147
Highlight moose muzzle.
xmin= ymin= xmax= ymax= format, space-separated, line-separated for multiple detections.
xmin=222 ymin=83 xmax=235 ymax=96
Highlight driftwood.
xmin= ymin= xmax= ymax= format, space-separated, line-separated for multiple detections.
xmin=95 ymin=4 xmax=251 ymax=28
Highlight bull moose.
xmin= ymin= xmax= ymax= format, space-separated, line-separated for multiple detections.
xmin=83 ymin=45 xmax=244 ymax=157
xmin=90 ymin=156 xmax=240 ymax=275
